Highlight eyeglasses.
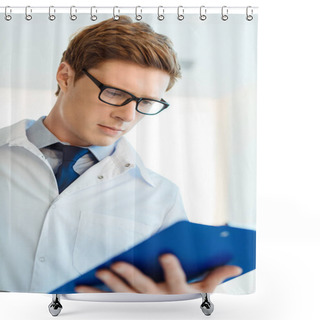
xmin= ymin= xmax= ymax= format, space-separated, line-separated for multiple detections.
xmin=82 ymin=69 xmax=170 ymax=115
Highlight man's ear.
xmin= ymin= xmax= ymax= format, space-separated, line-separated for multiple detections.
xmin=56 ymin=62 xmax=75 ymax=93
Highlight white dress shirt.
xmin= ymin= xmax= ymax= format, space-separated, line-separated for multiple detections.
xmin=0 ymin=119 xmax=188 ymax=293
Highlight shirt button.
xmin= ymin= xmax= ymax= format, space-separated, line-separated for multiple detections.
xmin=125 ymin=163 xmax=131 ymax=168
xmin=97 ymin=175 xmax=104 ymax=179
xmin=39 ymin=257 xmax=46 ymax=262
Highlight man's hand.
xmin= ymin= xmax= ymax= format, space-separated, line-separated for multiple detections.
xmin=75 ymin=253 xmax=242 ymax=294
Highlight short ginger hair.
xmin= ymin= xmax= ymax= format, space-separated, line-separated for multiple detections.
xmin=55 ymin=15 xmax=181 ymax=96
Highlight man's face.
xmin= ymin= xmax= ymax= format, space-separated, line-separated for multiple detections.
xmin=50 ymin=59 xmax=170 ymax=146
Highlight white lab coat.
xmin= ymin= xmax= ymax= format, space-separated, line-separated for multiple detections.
xmin=0 ymin=120 xmax=187 ymax=293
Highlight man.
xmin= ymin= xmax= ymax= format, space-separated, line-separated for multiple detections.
xmin=0 ymin=16 xmax=241 ymax=294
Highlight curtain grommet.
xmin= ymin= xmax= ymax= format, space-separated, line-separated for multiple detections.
xmin=70 ymin=6 xmax=77 ymax=21
xmin=246 ymin=6 xmax=254 ymax=21
xmin=221 ymin=6 xmax=228 ymax=21
xmin=157 ymin=6 xmax=165 ymax=21
xmin=25 ymin=6 xmax=32 ymax=21
xmin=177 ymin=6 xmax=184 ymax=21
xmin=135 ymin=6 xmax=142 ymax=21
xmin=200 ymin=6 xmax=207 ymax=21
xmin=48 ymin=6 xmax=56 ymax=21
xmin=90 ymin=6 xmax=98 ymax=21
xmin=4 ymin=6 xmax=12 ymax=21
xmin=113 ymin=6 xmax=120 ymax=21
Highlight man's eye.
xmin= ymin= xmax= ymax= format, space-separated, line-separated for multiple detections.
xmin=105 ymin=89 xmax=122 ymax=97
xmin=141 ymin=100 xmax=153 ymax=106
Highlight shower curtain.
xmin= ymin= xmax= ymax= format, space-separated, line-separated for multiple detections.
xmin=0 ymin=7 xmax=257 ymax=298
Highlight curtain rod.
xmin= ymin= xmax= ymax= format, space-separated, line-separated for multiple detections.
xmin=0 ymin=6 xmax=259 ymax=13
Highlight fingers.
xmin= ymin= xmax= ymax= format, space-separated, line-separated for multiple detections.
xmin=75 ymin=285 xmax=105 ymax=293
xmin=76 ymin=259 xmax=243 ymax=295
xmin=95 ymin=269 xmax=137 ymax=293
xmin=75 ymin=269 xmax=136 ymax=293
xmin=159 ymin=254 xmax=190 ymax=294
xmin=107 ymin=262 xmax=161 ymax=294
xmin=192 ymin=265 xmax=243 ymax=293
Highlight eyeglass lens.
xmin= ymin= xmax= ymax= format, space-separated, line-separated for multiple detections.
xmin=100 ymin=87 xmax=165 ymax=115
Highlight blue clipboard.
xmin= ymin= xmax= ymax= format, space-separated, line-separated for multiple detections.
xmin=50 ymin=221 xmax=256 ymax=294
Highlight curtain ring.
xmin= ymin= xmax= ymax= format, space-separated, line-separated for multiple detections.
xmin=246 ymin=6 xmax=253 ymax=21
xmin=221 ymin=6 xmax=228 ymax=21
xmin=90 ymin=6 xmax=97 ymax=21
xmin=200 ymin=6 xmax=207 ymax=21
xmin=157 ymin=6 xmax=165 ymax=21
xmin=177 ymin=6 xmax=184 ymax=21
xmin=49 ymin=6 xmax=56 ymax=21
xmin=70 ymin=6 xmax=77 ymax=21
xmin=25 ymin=6 xmax=32 ymax=21
xmin=135 ymin=6 xmax=142 ymax=21
xmin=113 ymin=6 xmax=120 ymax=20
xmin=4 ymin=6 xmax=12 ymax=21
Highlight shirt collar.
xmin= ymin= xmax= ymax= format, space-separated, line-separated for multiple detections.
xmin=26 ymin=116 xmax=115 ymax=161
xmin=0 ymin=118 xmax=155 ymax=187
xmin=26 ymin=116 xmax=59 ymax=148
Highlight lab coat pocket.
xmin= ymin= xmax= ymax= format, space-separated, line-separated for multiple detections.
xmin=72 ymin=211 xmax=155 ymax=275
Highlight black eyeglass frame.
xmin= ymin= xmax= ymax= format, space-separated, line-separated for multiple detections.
xmin=82 ymin=69 xmax=170 ymax=115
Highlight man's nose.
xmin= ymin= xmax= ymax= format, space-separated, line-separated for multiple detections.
xmin=112 ymin=100 xmax=137 ymax=122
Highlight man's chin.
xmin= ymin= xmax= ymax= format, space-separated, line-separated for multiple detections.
xmin=93 ymin=136 xmax=120 ymax=147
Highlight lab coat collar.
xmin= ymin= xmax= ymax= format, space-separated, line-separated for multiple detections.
xmin=0 ymin=119 xmax=36 ymax=147
xmin=0 ymin=119 xmax=156 ymax=187
xmin=111 ymin=137 xmax=156 ymax=187
xmin=26 ymin=116 xmax=116 ymax=162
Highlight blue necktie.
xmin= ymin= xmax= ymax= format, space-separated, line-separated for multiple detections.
xmin=52 ymin=143 xmax=89 ymax=193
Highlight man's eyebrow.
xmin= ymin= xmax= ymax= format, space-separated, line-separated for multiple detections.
xmin=142 ymin=95 xmax=162 ymax=100
xmin=106 ymin=85 xmax=162 ymax=100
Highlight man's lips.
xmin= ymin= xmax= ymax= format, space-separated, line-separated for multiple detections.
xmin=98 ymin=124 xmax=124 ymax=132
xmin=98 ymin=124 xmax=125 ymax=136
